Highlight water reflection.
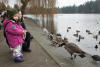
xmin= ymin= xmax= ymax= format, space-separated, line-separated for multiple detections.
xmin=38 ymin=14 xmax=57 ymax=34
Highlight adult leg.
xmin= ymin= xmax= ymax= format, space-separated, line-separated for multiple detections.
xmin=22 ymin=32 xmax=33 ymax=52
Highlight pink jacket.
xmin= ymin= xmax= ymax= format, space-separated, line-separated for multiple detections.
xmin=3 ymin=19 xmax=24 ymax=48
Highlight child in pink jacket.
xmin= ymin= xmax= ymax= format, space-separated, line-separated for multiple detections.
xmin=3 ymin=8 xmax=26 ymax=63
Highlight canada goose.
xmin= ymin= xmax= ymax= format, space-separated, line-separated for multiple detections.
xmin=59 ymin=42 xmax=86 ymax=60
xmin=58 ymin=37 xmax=68 ymax=47
xmin=92 ymin=55 xmax=100 ymax=61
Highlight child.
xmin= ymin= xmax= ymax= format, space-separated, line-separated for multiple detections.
xmin=3 ymin=8 xmax=26 ymax=62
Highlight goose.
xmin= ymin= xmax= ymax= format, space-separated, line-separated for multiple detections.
xmin=92 ymin=55 xmax=100 ymax=61
xmin=59 ymin=42 xmax=86 ymax=60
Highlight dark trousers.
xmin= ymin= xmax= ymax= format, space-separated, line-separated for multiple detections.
xmin=22 ymin=32 xmax=32 ymax=51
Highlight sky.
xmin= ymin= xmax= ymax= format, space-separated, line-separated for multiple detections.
xmin=8 ymin=0 xmax=16 ymax=7
xmin=8 ymin=0 xmax=96 ymax=8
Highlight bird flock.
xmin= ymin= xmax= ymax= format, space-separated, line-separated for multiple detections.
xmin=46 ymin=26 xmax=100 ymax=62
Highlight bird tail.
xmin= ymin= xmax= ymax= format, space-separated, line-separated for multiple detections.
xmin=79 ymin=51 xmax=86 ymax=58
xmin=92 ymin=55 xmax=100 ymax=61
xmin=79 ymin=54 xmax=86 ymax=58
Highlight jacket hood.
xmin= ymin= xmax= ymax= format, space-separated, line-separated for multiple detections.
xmin=3 ymin=19 xmax=11 ymax=28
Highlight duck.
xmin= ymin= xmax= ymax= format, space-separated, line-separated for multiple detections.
xmin=79 ymin=35 xmax=84 ymax=39
xmin=73 ymin=30 xmax=80 ymax=37
xmin=88 ymin=32 xmax=92 ymax=34
xmin=86 ymin=30 xmax=90 ymax=33
xmin=93 ymin=35 xmax=98 ymax=40
xmin=86 ymin=30 xmax=92 ymax=34
xmin=68 ymin=27 xmax=71 ymax=29
xmin=48 ymin=32 xmax=54 ymax=40
xmin=67 ymin=29 xmax=69 ymax=32
xmin=76 ymin=35 xmax=84 ymax=42
xmin=94 ymin=45 xmax=98 ymax=50
xmin=73 ymin=34 xmax=78 ymax=37
xmin=52 ymin=33 xmax=62 ymax=46
xmin=43 ymin=28 xmax=49 ymax=35
xmin=76 ymin=30 xmax=80 ymax=34
xmin=67 ymin=27 xmax=71 ymax=32
xmin=56 ymin=33 xmax=61 ymax=37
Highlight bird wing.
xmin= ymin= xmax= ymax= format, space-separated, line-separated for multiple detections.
xmin=66 ymin=43 xmax=83 ymax=53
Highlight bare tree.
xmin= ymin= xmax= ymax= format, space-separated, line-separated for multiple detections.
xmin=14 ymin=4 xmax=20 ymax=9
xmin=0 ymin=2 xmax=7 ymax=10
xmin=27 ymin=0 xmax=57 ymax=32
xmin=0 ymin=0 xmax=8 ymax=6
xmin=20 ymin=0 xmax=30 ymax=14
